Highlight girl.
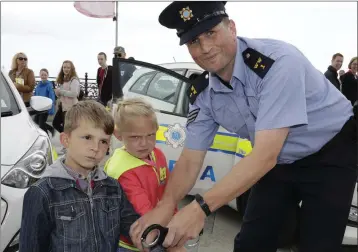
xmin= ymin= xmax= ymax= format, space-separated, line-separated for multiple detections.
xmin=105 ymin=98 xmax=184 ymax=252
xmin=52 ymin=60 xmax=81 ymax=134
xmin=8 ymin=52 xmax=36 ymax=107
xmin=33 ymin=68 xmax=56 ymax=136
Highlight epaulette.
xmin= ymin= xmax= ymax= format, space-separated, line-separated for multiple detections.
xmin=242 ymin=48 xmax=275 ymax=79
xmin=186 ymin=71 xmax=209 ymax=105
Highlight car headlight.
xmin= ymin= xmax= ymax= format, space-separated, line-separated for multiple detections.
xmin=1 ymin=135 xmax=53 ymax=188
xmin=348 ymin=205 xmax=358 ymax=227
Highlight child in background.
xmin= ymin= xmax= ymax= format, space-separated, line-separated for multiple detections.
xmin=20 ymin=100 xmax=140 ymax=252
xmin=105 ymin=97 xmax=185 ymax=252
xmin=33 ymin=68 xmax=56 ymax=136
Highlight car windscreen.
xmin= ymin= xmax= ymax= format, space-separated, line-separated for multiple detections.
xmin=1 ymin=73 xmax=20 ymax=117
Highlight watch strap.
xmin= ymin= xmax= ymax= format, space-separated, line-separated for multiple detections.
xmin=194 ymin=194 xmax=211 ymax=217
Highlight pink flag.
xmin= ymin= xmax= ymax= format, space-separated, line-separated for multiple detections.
xmin=73 ymin=1 xmax=115 ymax=18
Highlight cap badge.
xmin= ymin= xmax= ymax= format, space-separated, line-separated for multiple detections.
xmin=179 ymin=7 xmax=193 ymax=22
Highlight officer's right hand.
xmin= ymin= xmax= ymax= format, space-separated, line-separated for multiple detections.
xmin=129 ymin=203 xmax=175 ymax=251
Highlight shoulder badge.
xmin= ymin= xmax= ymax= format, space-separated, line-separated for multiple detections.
xmin=186 ymin=71 xmax=209 ymax=105
xmin=242 ymin=48 xmax=275 ymax=79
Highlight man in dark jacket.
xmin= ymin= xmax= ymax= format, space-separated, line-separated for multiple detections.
xmin=113 ymin=46 xmax=137 ymax=88
xmin=96 ymin=52 xmax=113 ymax=106
xmin=324 ymin=53 xmax=344 ymax=90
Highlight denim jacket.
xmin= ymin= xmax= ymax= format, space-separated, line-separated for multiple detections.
xmin=19 ymin=158 xmax=140 ymax=252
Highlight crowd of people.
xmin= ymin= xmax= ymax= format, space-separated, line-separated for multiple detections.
xmin=7 ymin=46 xmax=136 ymax=146
xmin=8 ymin=52 xmax=82 ymax=139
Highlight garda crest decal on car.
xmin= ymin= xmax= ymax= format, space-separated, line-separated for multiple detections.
xmin=164 ymin=123 xmax=186 ymax=148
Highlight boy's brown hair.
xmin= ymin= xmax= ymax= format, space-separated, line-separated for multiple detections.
xmin=64 ymin=100 xmax=114 ymax=135
xmin=98 ymin=52 xmax=107 ymax=59
xmin=332 ymin=53 xmax=343 ymax=60
xmin=40 ymin=68 xmax=49 ymax=75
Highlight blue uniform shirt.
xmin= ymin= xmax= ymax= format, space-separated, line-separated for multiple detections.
xmin=185 ymin=36 xmax=353 ymax=164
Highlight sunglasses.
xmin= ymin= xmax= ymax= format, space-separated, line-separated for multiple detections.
xmin=18 ymin=57 xmax=28 ymax=61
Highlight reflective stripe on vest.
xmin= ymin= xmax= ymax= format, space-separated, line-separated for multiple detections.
xmin=105 ymin=148 xmax=160 ymax=251
xmin=104 ymin=148 xmax=156 ymax=180
xmin=118 ymin=240 xmax=140 ymax=251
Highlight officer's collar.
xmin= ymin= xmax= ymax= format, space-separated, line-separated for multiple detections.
xmin=232 ymin=37 xmax=247 ymax=84
xmin=209 ymin=37 xmax=247 ymax=92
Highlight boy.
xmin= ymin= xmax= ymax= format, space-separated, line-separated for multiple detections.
xmin=19 ymin=100 xmax=140 ymax=252
xmin=105 ymin=98 xmax=185 ymax=252
xmin=33 ymin=68 xmax=56 ymax=136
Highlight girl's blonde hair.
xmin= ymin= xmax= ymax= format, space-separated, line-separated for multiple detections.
xmin=11 ymin=52 xmax=28 ymax=71
xmin=115 ymin=97 xmax=158 ymax=133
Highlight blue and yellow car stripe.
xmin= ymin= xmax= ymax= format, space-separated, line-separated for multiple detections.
xmin=156 ymin=124 xmax=252 ymax=158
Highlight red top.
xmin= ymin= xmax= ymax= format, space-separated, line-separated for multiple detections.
xmin=98 ymin=68 xmax=105 ymax=95
xmin=119 ymin=147 xmax=177 ymax=247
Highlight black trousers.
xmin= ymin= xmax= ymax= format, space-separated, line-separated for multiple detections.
xmin=234 ymin=117 xmax=357 ymax=252
xmin=52 ymin=104 xmax=66 ymax=133
xmin=34 ymin=113 xmax=53 ymax=135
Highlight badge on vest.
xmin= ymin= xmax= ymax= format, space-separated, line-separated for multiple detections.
xmin=15 ymin=77 xmax=24 ymax=85
xmin=242 ymin=48 xmax=275 ymax=79
xmin=159 ymin=167 xmax=167 ymax=183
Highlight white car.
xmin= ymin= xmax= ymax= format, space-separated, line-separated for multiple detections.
xmin=1 ymin=68 xmax=54 ymax=252
xmin=110 ymin=59 xmax=358 ymax=249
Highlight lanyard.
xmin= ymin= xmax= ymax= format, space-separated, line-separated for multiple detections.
xmin=142 ymin=152 xmax=161 ymax=185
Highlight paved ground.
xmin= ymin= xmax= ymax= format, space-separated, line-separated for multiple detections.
xmin=49 ymin=129 xmax=356 ymax=252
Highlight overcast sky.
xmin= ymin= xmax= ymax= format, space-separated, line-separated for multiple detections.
xmin=1 ymin=2 xmax=357 ymax=79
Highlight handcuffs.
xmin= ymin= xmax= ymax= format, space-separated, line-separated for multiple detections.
xmin=141 ymin=224 xmax=204 ymax=249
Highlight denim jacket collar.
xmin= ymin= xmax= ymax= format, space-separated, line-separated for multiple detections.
xmin=41 ymin=157 xmax=109 ymax=191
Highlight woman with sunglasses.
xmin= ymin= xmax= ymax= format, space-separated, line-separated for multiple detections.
xmin=8 ymin=52 xmax=36 ymax=107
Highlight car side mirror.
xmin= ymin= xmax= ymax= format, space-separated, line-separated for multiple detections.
xmin=27 ymin=96 xmax=52 ymax=116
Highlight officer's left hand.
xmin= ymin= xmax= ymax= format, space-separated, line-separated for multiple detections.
xmin=162 ymin=200 xmax=206 ymax=248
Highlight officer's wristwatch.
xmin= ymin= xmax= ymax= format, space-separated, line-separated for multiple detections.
xmin=194 ymin=194 xmax=211 ymax=217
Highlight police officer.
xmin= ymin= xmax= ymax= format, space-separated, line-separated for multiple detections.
xmin=129 ymin=2 xmax=357 ymax=252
